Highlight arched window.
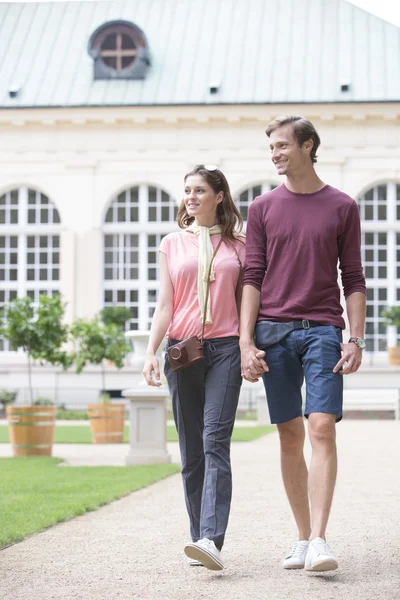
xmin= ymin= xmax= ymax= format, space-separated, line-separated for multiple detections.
xmin=235 ymin=183 xmax=278 ymax=223
xmin=103 ymin=184 xmax=177 ymax=331
xmin=357 ymin=182 xmax=400 ymax=353
xmin=0 ymin=187 xmax=61 ymax=351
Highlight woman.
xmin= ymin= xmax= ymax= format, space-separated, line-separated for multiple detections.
xmin=142 ymin=164 xmax=245 ymax=571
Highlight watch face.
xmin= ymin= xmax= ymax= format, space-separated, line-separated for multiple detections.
xmin=357 ymin=338 xmax=366 ymax=349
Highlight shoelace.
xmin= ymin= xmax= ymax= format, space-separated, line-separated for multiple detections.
xmin=287 ymin=541 xmax=309 ymax=559
xmin=311 ymin=539 xmax=331 ymax=556
xmin=198 ymin=538 xmax=216 ymax=551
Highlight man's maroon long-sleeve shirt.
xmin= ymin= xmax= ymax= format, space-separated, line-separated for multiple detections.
xmin=243 ymin=184 xmax=366 ymax=329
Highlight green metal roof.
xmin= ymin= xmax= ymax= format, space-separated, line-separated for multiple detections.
xmin=0 ymin=0 xmax=399 ymax=108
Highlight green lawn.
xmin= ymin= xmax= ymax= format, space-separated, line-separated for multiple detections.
xmin=0 ymin=424 xmax=275 ymax=444
xmin=0 ymin=457 xmax=180 ymax=548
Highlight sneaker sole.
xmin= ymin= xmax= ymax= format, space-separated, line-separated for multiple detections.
xmin=184 ymin=544 xmax=224 ymax=571
xmin=305 ymin=559 xmax=338 ymax=572
xmin=283 ymin=562 xmax=305 ymax=570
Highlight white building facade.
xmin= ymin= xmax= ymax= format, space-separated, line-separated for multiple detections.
xmin=0 ymin=0 xmax=399 ymax=401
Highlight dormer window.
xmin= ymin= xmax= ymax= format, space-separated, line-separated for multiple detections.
xmin=88 ymin=20 xmax=151 ymax=80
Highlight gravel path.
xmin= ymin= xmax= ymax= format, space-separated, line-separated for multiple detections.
xmin=1 ymin=420 xmax=400 ymax=600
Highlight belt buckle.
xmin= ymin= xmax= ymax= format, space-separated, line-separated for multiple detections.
xmin=302 ymin=319 xmax=310 ymax=329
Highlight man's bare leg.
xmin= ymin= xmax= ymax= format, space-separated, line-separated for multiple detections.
xmin=277 ymin=416 xmax=311 ymax=540
xmin=307 ymin=412 xmax=337 ymax=540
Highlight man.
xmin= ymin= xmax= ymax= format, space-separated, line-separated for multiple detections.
xmin=240 ymin=115 xmax=366 ymax=572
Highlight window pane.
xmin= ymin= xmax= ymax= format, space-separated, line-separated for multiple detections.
xmin=365 ymin=249 xmax=374 ymax=262
xmin=378 ymin=266 xmax=387 ymax=278
xmin=378 ymin=249 xmax=386 ymax=261
xmin=377 ymin=185 xmax=387 ymax=200
xmin=377 ymin=205 xmax=386 ymax=220
xmin=148 ymin=207 xmax=157 ymax=222
xmin=121 ymin=34 xmax=135 ymax=49
xmin=103 ymin=56 xmax=117 ymax=69
xmin=365 ymin=205 xmax=374 ymax=220
xmin=365 ymin=266 xmax=374 ymax=278
xmin=365 ymin=233 xmax=373 ymax=245
xmin=378 ymin=288 xmax=387 ymax=301
xmin=122 ymin=56 xmax=134 ymax=69
xmin=102 ymin=34 xmax=117 ymax=50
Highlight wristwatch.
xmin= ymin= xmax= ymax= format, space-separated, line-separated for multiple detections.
xmin=348 ymin=337 xmax=366 ymax=350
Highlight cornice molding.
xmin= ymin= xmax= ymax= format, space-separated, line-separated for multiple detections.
xmin=0 ymin=103 xmax=399 ymax=127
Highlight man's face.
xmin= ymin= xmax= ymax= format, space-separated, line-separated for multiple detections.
xmin=269 ymin=125 xmax=312 ymax=177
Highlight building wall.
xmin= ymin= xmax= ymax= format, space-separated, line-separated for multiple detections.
xmin=0 ymin=102 xmax=399 ymax=377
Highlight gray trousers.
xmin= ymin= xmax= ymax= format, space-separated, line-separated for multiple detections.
xmin=164 ymin=336 xmax=242 ymax=550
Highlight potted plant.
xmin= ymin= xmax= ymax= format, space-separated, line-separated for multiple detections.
xmin=70 ymin=316 xmax=130 ymax=443
xmin=0 ymin=389 xmax=17 ymax=419
xmin=381 ymin=306 xmax=400 ymax=366
xmin=0 ymin=295 xmax=70 ymax=456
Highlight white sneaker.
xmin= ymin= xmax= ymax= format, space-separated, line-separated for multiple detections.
xmin=305 ymin=537 xmax=338 ymax=572
xmin=184 ymin=538 xmax=224 ymax=571
xmin=282 ymin=540 xmax=309 ymax=569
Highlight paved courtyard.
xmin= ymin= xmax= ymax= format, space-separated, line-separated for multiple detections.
xmin=1 ymin=420 xmax=400 ymax=600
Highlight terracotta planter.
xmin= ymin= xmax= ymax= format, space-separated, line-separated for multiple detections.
xmin=6 ymin=405 xmax=56 ymax=457
xmin=88 ymin=403 xmax=125 ymax=443
xmin=388 ymin=346 xmax=400 ymax=366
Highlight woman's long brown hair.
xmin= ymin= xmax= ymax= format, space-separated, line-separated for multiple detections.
xmin=176 ymin=164 xmax=243 ymax=241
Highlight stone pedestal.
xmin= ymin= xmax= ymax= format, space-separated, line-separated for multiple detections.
xmin=122 ymin=386 xmax=171 ymax=465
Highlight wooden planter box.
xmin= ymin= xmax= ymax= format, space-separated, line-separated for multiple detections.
xmin=388 ymin=346 xmax=400 ymax=366
xmin=6 ymin=405 xmax=56 ymax=457
xmin=88 ymin=403 xmax=125 ymax=443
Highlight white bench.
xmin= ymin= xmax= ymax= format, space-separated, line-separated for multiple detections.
xmin=343 ymin=389 xmax=400 ymax=420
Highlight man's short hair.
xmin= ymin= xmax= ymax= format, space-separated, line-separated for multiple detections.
xmin=265 ymin=115 xmax=321 ymax=164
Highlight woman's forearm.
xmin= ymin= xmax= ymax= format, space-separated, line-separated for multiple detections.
xmin=145 ymin=303 xmax=173 ymax=356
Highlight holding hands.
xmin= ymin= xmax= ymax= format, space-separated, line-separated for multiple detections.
xmin=240 ymin=342 xmax=269 ymax=382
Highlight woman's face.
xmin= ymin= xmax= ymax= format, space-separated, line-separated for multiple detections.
xmin=183 ymin=175 xmax=223 ymax=226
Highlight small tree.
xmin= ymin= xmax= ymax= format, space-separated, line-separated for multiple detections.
xmin=0 ymin=295 xmax=70 ymax=405
xmin=100 ymin=306 xmax=132 ymax=329
xmin=70 ymin=316 xmax=130 ymax=402
xmin=381 ymin=306 xmax=400 ymax=329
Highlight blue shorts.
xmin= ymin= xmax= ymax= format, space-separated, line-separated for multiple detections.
xmin=256 ymin=325 xmax=343 ymax=424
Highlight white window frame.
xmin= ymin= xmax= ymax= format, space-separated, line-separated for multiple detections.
xmin=102 ymin=184 xmax=178 ymax=331
xmin=358 ymin=182 xmax=400 ymax=359
xmin=0 ymin=187 xmax=62 ymax=353
xmin=235 ymin=182 xmax=279 ymax=225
